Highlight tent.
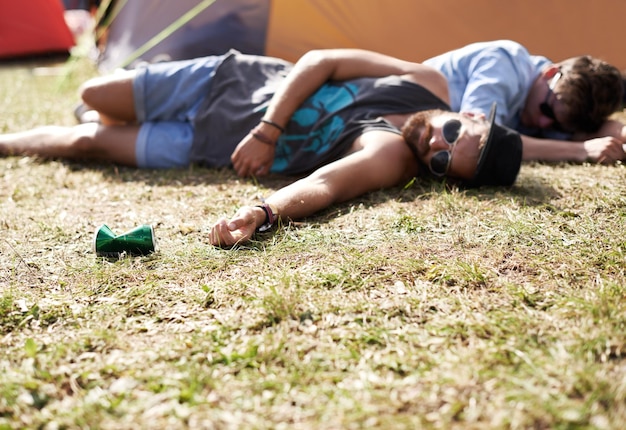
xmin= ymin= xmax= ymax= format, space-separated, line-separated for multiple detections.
xmin=96 ymin=0 xmax=626 ymax=72
xmin=0 ymin=0 xmax=75 ymax=60
xmin=96 ymin=0 xmax=269 ymax=72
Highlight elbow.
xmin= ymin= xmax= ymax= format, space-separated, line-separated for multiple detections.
xmin=298 ymin=49 xmax=341 ymax=75
xmin=304 ymin=172 xmax=343 ymax=205
xmin=299 ymin=50 xmax=328 ymax=67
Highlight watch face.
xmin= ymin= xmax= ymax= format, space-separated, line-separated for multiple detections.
xmin=256 ymin=204 xmax=275 ymax=233
xmin=258 ymin=223 xmax=273 ymax=233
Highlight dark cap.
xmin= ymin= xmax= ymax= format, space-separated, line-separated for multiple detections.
xmin=468 ymin=103 xmax=523 ymax=187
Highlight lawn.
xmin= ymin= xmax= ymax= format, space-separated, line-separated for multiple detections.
xmin=0 ymin=52 xmax=625 ymax=429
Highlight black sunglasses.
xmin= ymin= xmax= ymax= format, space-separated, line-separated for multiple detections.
xmin=429 ymin=119 xmax=462 ymax=176
xmin=539 ymin=72 xmax=564 ymax=131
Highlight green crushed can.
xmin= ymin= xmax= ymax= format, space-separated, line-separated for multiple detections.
xmin=93 ymin=224 xmax=157 ymax=257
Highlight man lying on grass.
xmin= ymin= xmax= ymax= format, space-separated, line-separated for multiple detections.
xmin=424 ymin=40 xmax=626 ymax=164
xmin=0 ymin=48 xmax=522 ymax=246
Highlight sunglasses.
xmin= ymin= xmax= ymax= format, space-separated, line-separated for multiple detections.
xmin=429 ymin=119 xmax=462 ymax=176
xmin=539 ymin=72 xmax=564 ymax=130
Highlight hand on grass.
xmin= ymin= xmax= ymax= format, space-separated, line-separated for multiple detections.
xmin=583 ymin=137 xmax=626 ymax=164
xmin=209 ymin=206 xmax=260 ymax=247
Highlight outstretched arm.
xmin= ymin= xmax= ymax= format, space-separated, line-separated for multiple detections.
xmin=212 ymin=132 xmax=418 ymax=247
xmin=230 ymin=49 xmax=448 ymax=177
xmin=522 ymin=118 xmax=626 ymax=164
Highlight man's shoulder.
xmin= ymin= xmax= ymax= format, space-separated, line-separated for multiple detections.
xmin=358 ymin=128 xmax=414 ymax=157
xmin=426 ymin=40 xmax=531 ymax=68
xmin=469 ymin=40 xmax=532 ymax=61
xmin=462 ymin=39 xmax=524 ymax=52
xmin=399 ymin=69 xmax=449 ymax=103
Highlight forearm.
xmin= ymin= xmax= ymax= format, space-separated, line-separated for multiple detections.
xmin=521 ymin=135 xmax=587 ymax=162
xmin=263 ymin=51 xmax=335 ymax=127
xmin=263 ymin=49 xmax=429 ymax=127
xmin=262 ymin=176 xmax=335 ymax=226
xmin=210 ymin=166 xmax=345 ymax=247
xmin=521 ymin=134 xmax=626 ymax=164
xmin=219 ymin=134 xmax=414 ymax=242
xmin=260 ymin=133 xmax=415 ymax=226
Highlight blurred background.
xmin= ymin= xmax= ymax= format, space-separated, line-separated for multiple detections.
xmin=1 ymin=1 xmax=623 ymax=69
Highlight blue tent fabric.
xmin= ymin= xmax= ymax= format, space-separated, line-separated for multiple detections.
xmin=97 ymin=0 xmax=269 ymax=72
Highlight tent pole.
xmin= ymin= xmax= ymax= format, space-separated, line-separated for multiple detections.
xmin=119 ymin=0 xmax=218 ymax=69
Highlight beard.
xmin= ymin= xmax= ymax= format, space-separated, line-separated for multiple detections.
xmin=402 ymin=109 xmax=454 ymax=157
xmin=401 ymin=110 xmax=439 ymax=158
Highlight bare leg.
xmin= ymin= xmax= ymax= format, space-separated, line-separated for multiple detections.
xmin=79 ymin=70 xmax=138 ymax=124
xmin=0 ymin=123 xmax=140 ymax=166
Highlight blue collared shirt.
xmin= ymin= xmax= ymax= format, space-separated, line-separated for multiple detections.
xmin=425 ymin=40 xmax=551 ymax=133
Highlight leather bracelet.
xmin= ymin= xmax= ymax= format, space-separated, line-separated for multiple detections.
xmin=251 ymin=130 xmax=275 ymax=145
xmin=256 ymin=203 xmax=277 ymax=232
xmin=260 ymin=118 xmax=285 ymax=133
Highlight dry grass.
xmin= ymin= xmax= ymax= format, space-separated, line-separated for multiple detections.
xmin=0 ymin=54 xmax=625 ymax=430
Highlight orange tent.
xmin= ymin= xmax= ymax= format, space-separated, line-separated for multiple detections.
xmin=0 ymin=0 xmax=75 ymax=60
xmin=266 ymin=0 xmax=626 ymax=70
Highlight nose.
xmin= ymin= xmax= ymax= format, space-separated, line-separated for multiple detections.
xmin=537 ymin=115 xmax=555 ymax=130
xmin=429 ymin=134 xmax=452 ymax=152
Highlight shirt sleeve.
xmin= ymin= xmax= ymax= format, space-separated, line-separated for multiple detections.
xmin=459 ymin=45 xmax=537 ymax=127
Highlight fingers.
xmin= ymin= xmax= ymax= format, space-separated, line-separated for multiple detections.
xmin=617 ymin=143 xmax=626 ymax=161
xmin=231 ymin=135 xmax=274 ymax=177
xmin=209 ymin=208 xmax=256 ymax=247
xmin=231 ymin=148 xmax=249 ymax=177
xmin=233 ymin=157 xmax=269 ymax=178
xmin=585 ymin=138 xmax=626 ymax=164
xmin=209 ymin=218 xmax=235 ymax=247
xmin=254 ymin=164 xmax=269 ymax=177
xmin=234 ymin=161 xmax=268 ymax=178
xmin=604 ymin=140 xmax=625 ymax=164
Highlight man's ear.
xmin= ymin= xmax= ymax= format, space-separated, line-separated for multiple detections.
xmin=542 ymin=64 xmax=561 ymax=80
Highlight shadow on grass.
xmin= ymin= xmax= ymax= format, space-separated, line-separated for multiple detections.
xmin=57 ymin=158 xmax=560 ymax=228
xmin=304 ymin=174 xmax=560 ymax=228
xmin=60 ymin=160 xmax=294 ymax=189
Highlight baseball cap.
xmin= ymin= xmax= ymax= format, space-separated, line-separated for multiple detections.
xmin=468 ymin=103 xmax=523 ymax=187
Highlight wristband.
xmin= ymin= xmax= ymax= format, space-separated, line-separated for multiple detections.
xmin=251 ymin=130 xmax=274 ymax=145
xmin=260 ymin=118 xmax=286 ymax=133
xmin=256 ymin=203 xmax=277 ymax=232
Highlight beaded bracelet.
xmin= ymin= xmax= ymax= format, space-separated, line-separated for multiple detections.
xmin=260 ymin=118 xmax=286 ymax=134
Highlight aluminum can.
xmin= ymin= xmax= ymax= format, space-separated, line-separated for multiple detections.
xmin=93 ymin=224 xmax=157 ymax=257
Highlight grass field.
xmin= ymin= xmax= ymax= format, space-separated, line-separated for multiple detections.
xmin=0 ymin=53 xmax=625 ymax=429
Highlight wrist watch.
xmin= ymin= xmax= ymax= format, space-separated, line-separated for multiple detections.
xmin=255 ymin=203 xmax=277 ymax=232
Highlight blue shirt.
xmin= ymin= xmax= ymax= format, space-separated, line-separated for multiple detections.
xmin=424 ymin=40 xmax=551 ymax=132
